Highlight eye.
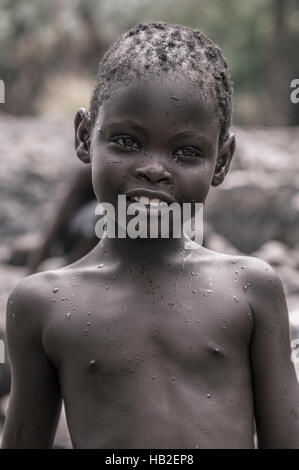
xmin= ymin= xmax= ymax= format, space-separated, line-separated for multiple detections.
xmin=173 ymin=146 xmax=202 ymax=159
xmin=112 ymin=136 xmax=140 ymax=150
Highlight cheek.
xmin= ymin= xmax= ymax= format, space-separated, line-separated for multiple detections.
xmin=91 ymin=155 xmax=127 ymax=202
xmin=178 ymin=163 xmax=214 ymax=202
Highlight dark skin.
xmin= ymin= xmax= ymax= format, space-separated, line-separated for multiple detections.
xmin=2 ymin=79 xmax=299 ymax=449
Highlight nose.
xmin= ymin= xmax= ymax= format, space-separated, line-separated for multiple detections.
xmin=134 ymin=162 xmax=172 ymax=185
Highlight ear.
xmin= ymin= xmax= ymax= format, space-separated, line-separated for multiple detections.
xmin=74 ymin=107 xmax=91 ymax=164
xmin=211 ymin=132 xmax=236 ymax=187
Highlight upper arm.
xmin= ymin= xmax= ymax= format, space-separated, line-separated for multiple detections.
xmin=248 ymin=258 xmax=299 ymax=448
xmin=1 ymin=277 xmax=62 ymax=448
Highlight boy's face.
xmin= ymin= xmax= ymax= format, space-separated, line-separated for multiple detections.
xmin=75 ymin=78 xmax=235 ymax=215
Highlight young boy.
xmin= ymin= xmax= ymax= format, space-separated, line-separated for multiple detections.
xmin=2 ymin=22 xmax=299 ymax=449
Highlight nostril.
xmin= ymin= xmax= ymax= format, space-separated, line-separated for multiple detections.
xmin=135 ymin=166 xmax=172 ymax=184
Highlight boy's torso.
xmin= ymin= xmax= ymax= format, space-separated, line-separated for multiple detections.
xmin=41 ymin=249 xmax=255 ymax=449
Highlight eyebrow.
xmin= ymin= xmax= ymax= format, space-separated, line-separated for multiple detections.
xmin=98 ymin=119 xmax=149 ymax=137
xmin=169 ymin=131 xmax=213 ymax=152
xmin=169 ymin=130 xmax=209 ymax=142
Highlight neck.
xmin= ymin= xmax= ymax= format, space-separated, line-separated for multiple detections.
xmin=97 ymin=231 xmax=190 ymax=268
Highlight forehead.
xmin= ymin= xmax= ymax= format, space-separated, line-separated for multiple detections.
xmin=97 ymin=78 xmax=219 ymax=136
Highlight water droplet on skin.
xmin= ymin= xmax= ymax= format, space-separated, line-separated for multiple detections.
xmin=235 ymin=271 xmax=239 ymax=275
xmin=241 ymin=266 xmax=246 ymax=269
xmin=222 ymin=325 xmax=227 ymax=329
xmin=214 ymin=347 xmax=219 ymax=353
xmin=191 ymin=272 xmax=195 ymax=276
xmin=12 ymin=312 xmax=16 ymax=318
xmin=152 ymin=376 xmax=157 ymax=380
xmin=206 ymin=394 xmax=211 ymax=398
xmin=171 ymin=376 xmax=175 ymax=381
xmin=243 ymin=284 xmax=249 ymax=292
xmin=204 ymin=430 xmax=209 ymax=434
xmin=195 ymin=319 xmax=200 ymax=323
xmin=129 ymin=369 xmax=134 ymax=374
xmin=185 ymin=319 xmax=189 ymax=325
xmin=66 ymin=312 xmax=71 ymax=319
xmin=264 ymin=267 xmax=268 ymax=271
xmin=97 ymin=264 xmax=104 ymax=268
xmin=232 ymin=259 xmax=237 ymax=264
xmin=106 ymin=285 xmax=109 ymax=290
xmin=60 ymin=297 xmax=65 ymax=301
xmin=206 ymin=289 xmax=213 ymax=293
xmin=53 ymin=287 xmax=58 ymax=293
xmin=233 ymin=296 xmax=239 ymax=303
xmin=86 ymin=321 xmax=90 ymax=326
xmin=9 ymin=300 xmax=14 ymax=305
xmin=88 ymin=359 xmax=96 ymax=367
xmin=192 ymin=289 xmax=197 ymax=294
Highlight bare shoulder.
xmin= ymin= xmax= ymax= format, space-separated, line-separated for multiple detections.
xmin=7 ymin=268 xmax=75 ymax=331
xmin=201 ymin=248 xmax=283 ymax=285
xmin=230 ymin=254 xmax=287 ymax=322
xmin=196 ymin=247 xmax=286 ymax=313
xmin=237 ymin=255 xmax=285 ymax=301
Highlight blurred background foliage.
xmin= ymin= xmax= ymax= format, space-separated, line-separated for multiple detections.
xmin=0 ymin=0 xmax=299 ymax=125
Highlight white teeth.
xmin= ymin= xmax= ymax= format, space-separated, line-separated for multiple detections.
xmin=150 ymin=199 xmax=160 ymax=206
xmin=139 ymin=196 xmax=150 ymax=205
xmin=129 ymin=195 xmax=169 ymax=205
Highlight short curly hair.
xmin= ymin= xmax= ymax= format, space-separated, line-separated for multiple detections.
xmin=89 ymin=21 xmax=233 ymax=146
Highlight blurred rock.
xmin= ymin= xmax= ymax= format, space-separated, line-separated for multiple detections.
xmin=6 ymin=232 xmax=42 ymax=266
xmin=206 ymin=126 xmax=299 ymax=253
xmin=205 ymin=231 xmax=243 ymax=256
xmin=251 ymin=240 xmax=296 ymax=268
xmin=276 ymin=266 xmax=299 ymax=297
xmin=0 ymin=113 xmax=81 ymax=243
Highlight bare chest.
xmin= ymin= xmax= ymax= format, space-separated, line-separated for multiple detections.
xmin=42 ymin=270 xmax=253 ymax=378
